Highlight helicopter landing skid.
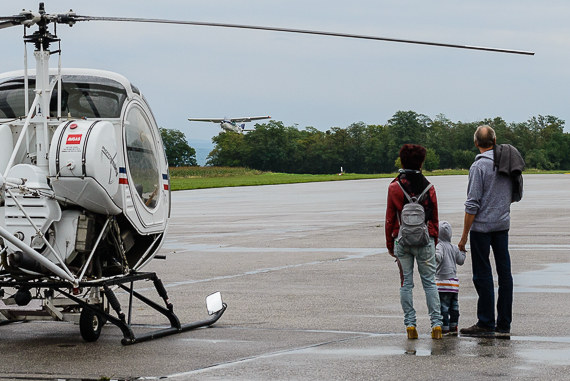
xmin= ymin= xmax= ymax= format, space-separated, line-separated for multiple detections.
xmin=0 ymin=272 xmax=227 ymax=345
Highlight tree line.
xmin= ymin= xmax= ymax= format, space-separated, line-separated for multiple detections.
xmin=162 ymin=111 xmax=570 ymax=173
xmin=160 ymin=127 xmax=198 ymax=167
xmin=204 ymin=111 xmax=569 ymax=173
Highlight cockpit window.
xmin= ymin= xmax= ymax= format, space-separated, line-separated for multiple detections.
xmin=0 ymin=75 xmax=128 ymax=119
xmin=125 ymin=105 xmax=160 ymax=210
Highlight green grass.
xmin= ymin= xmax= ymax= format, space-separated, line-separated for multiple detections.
xmin=168 ymin=166 xmax=567 ymax=191
xmin=169 ymin=167 xmax=394 ymax=190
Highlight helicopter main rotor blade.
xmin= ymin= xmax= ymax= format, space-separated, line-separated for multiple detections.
xmin=0 ymin=16 xmax=26 ymax=30
xmin=72 ymin=15 xmax=534 ymax=56
xmin=0 ymin=21 xmax=18 ymax=29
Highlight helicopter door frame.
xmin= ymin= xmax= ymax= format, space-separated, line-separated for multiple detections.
xmin=121 ymin=99 xmax=168 ymax=234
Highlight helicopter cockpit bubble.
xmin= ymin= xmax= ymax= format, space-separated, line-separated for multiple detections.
xmin=121 ymin=99 xmax=170 ymax=237
xmin=124 ymin=105 xmax=160 ymax=210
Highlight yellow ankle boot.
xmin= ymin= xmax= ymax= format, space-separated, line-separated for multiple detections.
xmin=407 ymin=326 xmax=418 ymax=339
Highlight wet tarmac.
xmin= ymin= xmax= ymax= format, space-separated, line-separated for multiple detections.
xmin=0 ymin=174 xmax=569 ymax=380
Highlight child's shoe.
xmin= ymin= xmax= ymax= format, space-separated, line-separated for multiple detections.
xmin=445 ymin=326 xmax=458 ymax=336
xmin=431 ymin=326 xmax=442 ymax=339
xmin=407 ymin=326 xmax=418 ymax=339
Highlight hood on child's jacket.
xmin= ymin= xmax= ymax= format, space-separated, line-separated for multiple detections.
xmin=435 ymin=220 xmax=465 ymax=280
xmin=439 ymin=220 xmax=452 ymax=243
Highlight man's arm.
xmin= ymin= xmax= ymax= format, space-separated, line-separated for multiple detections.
xmin=458 ymin=212 xmax=476 ymax=252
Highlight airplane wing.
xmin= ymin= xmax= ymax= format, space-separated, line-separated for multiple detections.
xmin=229 ymin=116 xmax=271 ymax=123
xmin=188 ymin=118 xmax=226 ymax=123
xmin=188 ymin=116 xmax=271 ymax=123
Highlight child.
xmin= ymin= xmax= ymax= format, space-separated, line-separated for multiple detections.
xmin=435 ymin=221 xmax=466 ymax=335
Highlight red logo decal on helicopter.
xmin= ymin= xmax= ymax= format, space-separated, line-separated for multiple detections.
xmin=66 ymin=134 xmax=82 ymax=144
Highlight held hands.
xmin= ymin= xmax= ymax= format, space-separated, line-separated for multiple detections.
xmin=458 ymin=235 xmax=468 ymax=252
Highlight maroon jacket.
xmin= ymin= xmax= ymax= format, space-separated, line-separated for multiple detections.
xmin=385 ymin=171 xmax=439 ymax=253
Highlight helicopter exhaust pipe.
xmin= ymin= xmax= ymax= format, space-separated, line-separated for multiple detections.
xmin=0 ymin=225 xmax=75 ymax=283
xmin=8 ymin=251 xmax=43 ymax=272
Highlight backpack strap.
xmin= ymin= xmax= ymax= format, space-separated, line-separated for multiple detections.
xmin=417 ymin=183 xmax=433 ymax=202
xmin=397 ymin=181 xmax=432 ymax=203
xmin=397 ymin=181 xmax=413 ymax=202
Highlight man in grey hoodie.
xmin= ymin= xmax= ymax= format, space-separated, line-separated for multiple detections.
xmin=458 ymin=125 xmax=514 ymax=337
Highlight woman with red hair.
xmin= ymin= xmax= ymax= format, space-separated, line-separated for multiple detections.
xmin=385 ymin=144 xmax=442 ymax=339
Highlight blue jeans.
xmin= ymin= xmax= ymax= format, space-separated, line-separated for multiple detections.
xmin=470 ymin=230 xmax=513 ymax=332
xmin=439 ymin=292 xmax=459 ymax=330
xmin=395 ymin=238 xmax=442 ymax=328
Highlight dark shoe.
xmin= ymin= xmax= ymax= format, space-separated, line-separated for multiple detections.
xmin=444 ymin=326 xmax=458 ymax=336
xmin=459 ymin=323 xmax=494 ymax=337
xmin=495 ymin=328 xmax=511 ymax=339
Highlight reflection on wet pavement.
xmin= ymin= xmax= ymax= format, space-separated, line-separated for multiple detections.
xmin=518 ymin=347 xmax=570 ymax=366
xmin=515 ymin=263 xmax=570 ymax=293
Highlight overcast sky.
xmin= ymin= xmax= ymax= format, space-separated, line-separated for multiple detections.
xmin=1 ymin=1 xmax=569 ymax=146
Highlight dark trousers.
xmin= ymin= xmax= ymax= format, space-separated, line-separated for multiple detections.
xmin=470 ymin=230 xmax=513 ymax=331
xmin=439 ymin=292 xmax=459 ymax=329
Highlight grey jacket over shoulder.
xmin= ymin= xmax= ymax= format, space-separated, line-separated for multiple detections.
xmin=494 ymin=144 xmax=525 ymax=176
xmin=464 ymin=149 xmax=512 ymax=233
xmin=435 ymin=221 xmax=465 ymax=280
xmin=495 ymin=144 xmax=525 ymax=202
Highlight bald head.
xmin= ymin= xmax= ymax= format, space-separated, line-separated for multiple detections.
xmin=474 ymin=125 xmax=496 ymax=149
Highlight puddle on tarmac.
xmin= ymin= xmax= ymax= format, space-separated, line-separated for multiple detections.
xmin=295 ymin=337 xmax=460 ymax=358
xmin=514 ymin=335 xmax=570 ymax=367
xmin=518 ymin=347 xmax=570 ymax=366
xmin=296 ymin=345 xmax=424 ymax=357
xmin=514 ymin=263 xmax=570 ymax=293
xmin=403 ymin=347 xmax=433 ymax=356
xmin=291 ymin=334 xmax=570 ymax=367
xmin=512 ymin=336 xmax=570 ymax=344
xmin=463 ymin=335 xmax=570 ymax=367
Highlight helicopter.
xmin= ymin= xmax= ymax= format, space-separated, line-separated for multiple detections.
xmin=0 ymin=4 xmax=532 ymax=345
xmin=188 ymin=116 xmax=271 ymax=133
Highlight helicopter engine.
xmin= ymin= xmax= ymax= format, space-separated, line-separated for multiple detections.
xmin=3 ymin=164 xmax=63 ymax=270
xmin=48 ymin=120 xmax=121 ymax=215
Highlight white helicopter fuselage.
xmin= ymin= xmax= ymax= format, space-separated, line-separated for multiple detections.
xmin=0 ymin=68 xmax=171 ymax=283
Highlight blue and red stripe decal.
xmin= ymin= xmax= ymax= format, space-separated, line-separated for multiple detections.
xmin=119 ymin=167 xmax=128 ymax=185
xmin=119 ymin=168 xmax=169 ymax=190
xmin=163 ymin=173 xmax=169 ymax=190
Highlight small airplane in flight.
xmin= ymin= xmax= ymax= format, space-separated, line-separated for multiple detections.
xmin=188 ymin=116 xmax=271 ymax=133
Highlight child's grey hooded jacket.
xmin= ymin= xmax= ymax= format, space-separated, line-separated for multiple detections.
xmin=435 ymin=221 xmax=466 ymax=280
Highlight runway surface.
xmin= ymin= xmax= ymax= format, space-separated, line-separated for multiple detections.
xmin=0 ymin=174 xmax=569 ymax=380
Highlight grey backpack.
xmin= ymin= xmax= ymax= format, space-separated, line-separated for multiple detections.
xmin=396 ymin=182 xmax=433 ymax=247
